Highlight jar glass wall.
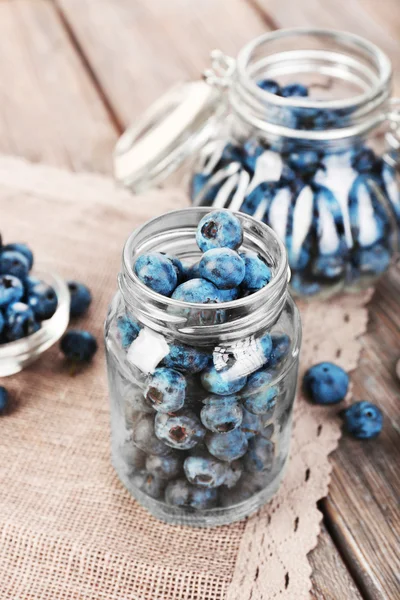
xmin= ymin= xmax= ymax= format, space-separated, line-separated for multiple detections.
xmin=105 ymin=209 xmax=301 ymax=526
xmin=189 ymin=30 xmax=400 ymax=299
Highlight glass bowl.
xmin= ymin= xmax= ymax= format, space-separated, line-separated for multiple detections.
xmin=0 ymin=270 xmax=70 ymax=376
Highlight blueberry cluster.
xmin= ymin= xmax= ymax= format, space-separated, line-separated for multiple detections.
xmin=134 ymin=210 xmax=272 ymax=302
xmin=303 ymin=362 xmax=383 ymax=439
xmin=115 ymin=328 xmax=292 ymax=511
xmin=0 ymin=240 xmax=58 ymax=343
xmin=190 ymin=81 xmax=399 ymax=298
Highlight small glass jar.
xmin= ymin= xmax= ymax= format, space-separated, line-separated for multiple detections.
xmin=114 ymin=29 xmax=400 ymax=300
xmin=105 ymin=208 xmax=301 ymax=526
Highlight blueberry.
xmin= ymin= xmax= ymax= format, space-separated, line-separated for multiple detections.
xmin=163 ymin=343 xmax=209 ymax=373
xmin=145 ymin=453 xmax=182 ymax=480
xmin=241 ymin=408 xmax=274 ymax=440
xmin=259 ymin=332 xmax=273 ymax=363
xmin=196 ymin=210 xmax=243 ymax=252
xmin=201 ymin=365 xmax=247 ymax=396
xmin=352 ymin=244 xmax=391 ymax=276
xmin=160 ymin=253 xmax=185 ymax=282
xmin=2 ymin=243 xmax=33 ymax=270
xmin=290 ymin=273 xmax=322 ymax=297
xmin=200 ymin=397 xmax=243 ymax=433
xmin=27 ymin=281 xmax=58 ymax=321
xmin=154 ymin=410 xmax=205 ymax=450
xmin=184 ymin=451 xmax=229 ymax=488
xmin=134 ymin=252 xmax=178 ymax=296
xmin=0 ymin=386 xmax=9 ymax=414
xmin=165 ymin=479 xmax=218 ymax=510
xmin=287 ymin=150 xmax=322 ymax=178
xmin=67 ymin=281 xmax=92 ymax=317
xmin=131 ymin=471 xmax=166 ymax=500
xmin=257 ymin=79 xmax=281 ymax=95
xmin=303 ymin=362 xmax=349 ymax=405
xmin=0 ymin=275 xmax=24 ymax=308
xmin=144 ymin=367 xmax=186 ymax=413
xmin=4 ymin=302 xmax=38 ymax=341
xmin=341 ymin=401 xmax=383 ymax=439
xmin=243 ymin=437 xmax=275 ymax=473
xmin=132 ymin=413 xmax=171 ymax=456
xmin=242 ymin=370 xmax=278 ymax=415
xmin=25 ymin=276 xmax=41 ymax=292
xmin=171 ymin=278 xmax=222 ymax=303
xmin=350 ymin=146 xmax=377 ymax=173
xmin=0 ymin=250 xmax=29 ymax=280
xmin=119 ymin=439 xmax=146 ymax=471
xmin=117 ymin=315 xmax=141 ymax=348
xmin=218 ymin=287 xmax=240 ymax=302
xmin=199 ymin=248 xmax=245 ymax=290
xmin=206 ymin=428 xmax=248 ymax=461
xmin=269 ymin=334 xmax=291 ymax=368
xmin=240 ymin=250 xmax=272 ymax=293
xmin=281 ymin=83 xmax=308 ymax=97
xmin=60 ymin=329 xmax=98 ymax=362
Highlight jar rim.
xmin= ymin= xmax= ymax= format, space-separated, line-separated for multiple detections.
xmin=120 ymin=208 xmax=291 ymax=341
xmin=236 ymin=28 xmax=392 ymax=110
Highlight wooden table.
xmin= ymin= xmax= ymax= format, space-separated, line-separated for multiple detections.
xmin=2 ymin=1 xmax=399 ymax=597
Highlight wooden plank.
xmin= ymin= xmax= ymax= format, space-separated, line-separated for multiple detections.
xmin=252 ymin=0 xmax=400 ymax=92
xmin=309 ymin=524 xmax=364 ymax=600
xmin=55 ymin=0 xmax=269 ymax=124
xmin=0 ymin=0 xmax=117 ymax=171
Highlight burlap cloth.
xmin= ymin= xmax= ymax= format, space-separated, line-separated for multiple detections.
xmin=0 ymin=156 xmax=371 ymax=600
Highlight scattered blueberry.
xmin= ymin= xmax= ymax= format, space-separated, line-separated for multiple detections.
xmin=0 ymin=275 xmax=24 ymax=308
xmin=144 ymin=367 xmax=186 ymax=413
xmin=196 ymin=210 xmax=243 ymax=252
xmin=154 ymin=410 xmax=205 ymax=450
xmin=303 ymin=362 xmax=349 ymax=405
xmin=68 ymin=281 xmax=92 ymax=317
xmin=163 ymin=343 xmax=210 ymax=373
xmin=4 ymin=302 xmax=38 ymax=342
xmin=60 ymin=329 xmax=98 ymax=362
xmin=200 ymin=396 xmax=243 ymax=433
xmin=134 ymin=252 xmax=178 ymax=296
xmin=0 ymin=386 xmax=9 ymax=414
xmin=199 ymin=248 xmax=245 ymax=290
xmin=201 ymin=365 xmax=247 ymax=396
xmin=240 ymin=250 xmax=272 ymax=293
xmin=184 ymin=452 xmax=229 ymax=488
xmin=171 ymin=278 xmax=222 ymax=303
xmin=27 ymin=281 xmax=58 ymax=321
xmin=243 ymin=437 xmax=275 ymax=472
xmin=2 ymin=243 xmax=33 ymax=270
xmin=205 ymin=428 xmax=248 ymax=461
xmin=0 ymin=250 xmax=29 ymax=280
xmin=341 ymin=401 xmax=383 ymax=439
xmin=165 ymin=479 xmax=218 ymax=509
xmin=117 ymin=315 xmax=141 ymax=348
xmin=145 ymin=453 xmax=182 ymax=480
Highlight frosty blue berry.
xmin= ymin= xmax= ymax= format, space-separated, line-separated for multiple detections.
xmin=60 ymin=330 xmax=98 ymax=362
xmin=303 ymin=362 xmax=349 ymax=405
xmin=196 ymin=210 xmax=243 ymax=252
xmin=163 ymin=342 xmax=210 ymax=373
xmin=144 ymin=367 xmax=186 ymax=413
xmin=242 ymin=370 xmax=278 ymax=415
xmin=171 ymin=278 xmax=222 ymax=303
xmin=200 ymin=396 xmax=243 ymax=433
xmin=27 ymin=281 xmax=58 ymax=321
xmin=240 ymin=250 xmax=272 ymax=293
xmin=2 ymin=243 xmax=33 ymax=270
xmin=154 ymin=410 xmax=205 ymax=450
xmin=145 ymin=453 xmax=182 ymax=480
xmin=165 ymin=479 xmax=218 ymax=510
xmin=199 ymin=248 xmax=245 ymax=290
xmin=341 ymin=401 xmax=383 ymax=439
xmin=201 ymin=365 xmax=247 ymax=396
xmin=0 ymin=250 xmax=29 ymax=281
xmin=243 ymin=437 xmax=275 ymax=473
xmin=4 ymin=302 xmax=38 ymax=342
xmin=117 ymin=315 xmax=141 ymax=348
xmin=184 ymin=452 xmax=229 ymax=488
xmin=0 ymin=275 xmax=24 ymax=308
xmin=134 ymin=252 xmax=178 ymax=296
xmin=205 ymin=428 xmax=248 ymax=462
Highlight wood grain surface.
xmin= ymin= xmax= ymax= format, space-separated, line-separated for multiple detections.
xmin=2 ymin=0 xmax=399 ymax=598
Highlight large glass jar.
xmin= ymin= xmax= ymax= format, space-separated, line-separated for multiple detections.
xmin=105 ymin=208 xmax=301 ymax=526
xmin=114 ymin=29 xmax=400 ymax=300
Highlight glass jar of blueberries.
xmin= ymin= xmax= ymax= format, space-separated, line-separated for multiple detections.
xmin=105 ymin=208 xmax=301 ymax=526
xmin=114 ymin=29 xmax=400 ymax=299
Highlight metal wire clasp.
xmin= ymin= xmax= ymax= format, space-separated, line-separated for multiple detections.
xmin=203 ymin=50 xmax=236 ymax=89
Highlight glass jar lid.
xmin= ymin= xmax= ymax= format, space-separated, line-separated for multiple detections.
xmin=114 ymin=80 xmax=225 ymax=192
